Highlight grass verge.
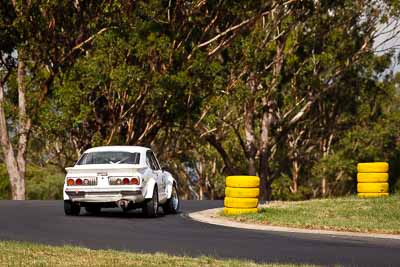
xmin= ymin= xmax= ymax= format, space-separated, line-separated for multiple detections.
xmin=223 ymin=195 xmax=400 ymax=234
xmin=0 ymin=241 xmax=313 ymax=267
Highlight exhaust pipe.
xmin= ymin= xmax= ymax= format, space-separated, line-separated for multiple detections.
xmin=117 ymin=200 xmax=129 ymax=208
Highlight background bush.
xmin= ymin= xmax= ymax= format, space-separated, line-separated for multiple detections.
xmin=0 ymin=165 xmax=64 ymax=200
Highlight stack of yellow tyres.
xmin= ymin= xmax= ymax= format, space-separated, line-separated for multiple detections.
xmin=357 ymin=162 xmax=389 ymax=198
xmin=224 ymin=176 xmax=260 ymax=215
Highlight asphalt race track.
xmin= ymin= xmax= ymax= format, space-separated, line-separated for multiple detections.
xmin=0 ymin=200 xmax=399 ymax=266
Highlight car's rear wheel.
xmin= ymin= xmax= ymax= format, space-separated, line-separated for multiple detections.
xmin=143 ymin=187 xmax=158 ymax=218
xmin=85 ymin=206 xmax=101 ymax=214
xmin=64 ymin=200 xmax=80 ymax=216
xmin=163 ymin=184 xmax=179 ymax=214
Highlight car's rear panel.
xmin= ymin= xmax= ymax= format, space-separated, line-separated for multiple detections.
xmin=64 ymin=164 xmax=147 ymax=203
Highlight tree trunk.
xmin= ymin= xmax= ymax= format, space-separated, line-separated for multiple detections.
xmin=321 ymin=134 xmax=333 ymax=197
xmin=0 ymin=53 xmax=30 ymax=200
xmin=196 ymin=161 xmax=204 ymax=200
xmin=244 ymin=74 xmax=257 ymax=176
xmin=199 ymin=185 xmax=203 ymax=200
xmin=208 ymin=159 xmax=217 ymax=200
xmin=204 ymin=135 xmax=238 ymax=175
xmin=259 ymin=96 xmax=275 ymax=201
xmin=321 ymin=177 xmax=327 ymax=197
xmin=258 ymin=30 xmax=284 ymax=201
xmin=16 ymin=55 xmax=31 ymax=190
xmin=290 ymin=159 xmax=299 ymax=193
xmin=0 ymin=89 xmax=23 ymax=199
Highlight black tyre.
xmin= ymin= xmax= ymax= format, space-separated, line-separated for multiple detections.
xmin=143 ymin=187 xmax=159 ymax=218
xmin=163 ymin=184 xmax=179 ymax=214
xmin=85 ymin=206 xmax=101 ymax=214
xmin=64 ymin=200 xmax=80 ymax=216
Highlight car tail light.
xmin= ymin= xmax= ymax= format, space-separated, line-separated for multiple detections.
xmin=130 ymin=178 xmax=139 ymax=185
xmin=83 ymin=179 xmax=89 ymax=185
xmin=109 ymin=177 xmax=139 ymax=185
xmin=76 ymin=178 xmax=82 ymax=185
xmin=67 ymin=179 xmax=75 ymax=186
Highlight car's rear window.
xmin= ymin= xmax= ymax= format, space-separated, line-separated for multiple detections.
xmin=76 ymin=152 xmax=140 ymax=165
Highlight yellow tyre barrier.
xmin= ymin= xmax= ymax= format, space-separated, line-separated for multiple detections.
xmin=225 ymin=187 xmax=260 ymax=198
xmin=223 ymin=207 xmax=258 ymax=215
xmin=357 ymin=162 xmax=389 ymax=173
xmin=357 ymin=183 xmax=388 ymax=193
xmin=226 ymin=176 xmax=260 ymax=188
xmin=224 ymin=197 xmax=258 ymax=208
xmin=357 ymin=173 xmax=388 ymax=183
xmin=358 ymin=193 xmax=389 ymax=198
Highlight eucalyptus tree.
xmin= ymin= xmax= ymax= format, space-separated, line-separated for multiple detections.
xmin=197 ymin=0 xmax=400 ymax=200
xmin=4 ymin=0 xmax=398 ymax=201
xmin=36 ymin=1 xmax=281 ymax=166
xmin=0 ymin=0 xmax=125 ymax=199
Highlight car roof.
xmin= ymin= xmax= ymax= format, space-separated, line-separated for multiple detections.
xmin=84 ymin=146 xmax=150 ymax=154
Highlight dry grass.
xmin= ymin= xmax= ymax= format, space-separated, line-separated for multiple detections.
xmin=0 ymin=241 xmax=315 ymax=267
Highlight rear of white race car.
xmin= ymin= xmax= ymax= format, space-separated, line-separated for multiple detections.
xmin=62 ymin=146 xmax=179 ymax=217
xmin=64 ymin=164 xmax=146 ymax=203
xmin=63 ymin=164 xmax=153 ymax=215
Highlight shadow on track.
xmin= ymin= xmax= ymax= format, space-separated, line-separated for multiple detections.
xmin=80 ymin=207 xmax=182 ymax=219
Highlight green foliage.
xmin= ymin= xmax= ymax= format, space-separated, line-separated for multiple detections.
xmin=0 ymin=166 xmax=11 ymax=200
xmin=271 ymin=174 xmax=314 ymax=201
xmin=1 ymin=1 xmax=400 ymax=200
xmin=0 ymin=165 xmax=64 ymax=200
xmin=311 ymin=153 xmax=356 ymax=196
xmin=271 ymin=175 xmax=297 ymax=201
xmin=337 ymin=111 xmax=400 ymax=192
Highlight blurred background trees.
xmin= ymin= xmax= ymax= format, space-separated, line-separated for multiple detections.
xmin=1 ymin=0 xmax=399 ymax=200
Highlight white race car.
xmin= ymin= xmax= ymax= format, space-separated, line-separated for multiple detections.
xmin=63 ymin=146 xmax=179 ymax=217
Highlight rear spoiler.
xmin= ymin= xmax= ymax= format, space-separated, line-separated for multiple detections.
xmin=65 ymin=164 xmax=147 ymax=172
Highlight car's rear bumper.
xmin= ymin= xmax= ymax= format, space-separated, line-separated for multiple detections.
xmin=65 ymin=188 xmax=145 ymax=203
